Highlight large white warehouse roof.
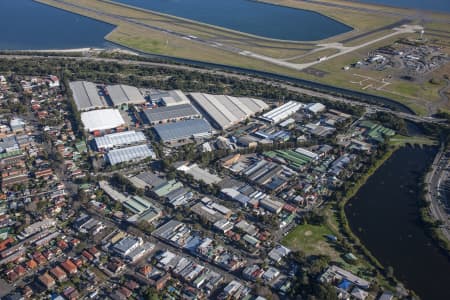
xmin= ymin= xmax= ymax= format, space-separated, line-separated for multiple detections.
xmin=189 ymin=93 xmax=268 ymax=130
xmin=95 ymin=130 xmax=146 ymax=150
xmin=261 ymin=101 xmax=304 ymax=124
xmin=81 ymin=109 xmax=125 ymax=132
xmin=107 ymin=144 xmax=156 ymax=165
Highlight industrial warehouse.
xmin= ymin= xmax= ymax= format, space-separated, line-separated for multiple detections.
xmin=143 ymin=103 xmax=201 ymax=125
xmin=105 ymin=84 xmax=146 ymax=108
xmin=106 ymin=144 xmax=156 ymax=165
xmin=69 ymin=81 xmax=107 ymax=111
xmin=153 ymin=119 xmax=213 ymax=143
xmin=189 ymin=93 xmax=269 ymax=130
xmin=94 ymin=130 xmax=147 ymax=151
xmin=80 ymin=109 xmax=126 ymax=132
xmin=149 ymin=89 xmax=191 ymax=106
xmin=261 ymin=101 xmax=304 ymax=124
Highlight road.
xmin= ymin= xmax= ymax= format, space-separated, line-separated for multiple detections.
xmin=424 ymin=145 xmax=450 ymax=241
xmin=0 ymin=53 xmax=447 ymax=123
xmin=83 ymin=207 xmax=247 ymax=285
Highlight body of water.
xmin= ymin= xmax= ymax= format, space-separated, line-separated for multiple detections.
xmin=0 ymin=0 xmax=115 ymax=50
xmin=357 ymin=0 xmax=450 ymax=13
xmin=114 ymin=0 xmax=351 ymax=41
xmin=345 ymin=146 xmax=450 ymax=299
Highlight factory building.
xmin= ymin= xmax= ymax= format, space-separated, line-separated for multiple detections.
xmin=153 ymin=119 xmax=213 ymax=143
xmin=106 ymin=144 xmax=156 ymax=165
xmin=189 ymin=93 xmax=268 ymax=130
xmin=81 ymin=109 xmax=126 ymax=132
xmin=95 ymin=130 xmax=146 ymax=151
xmin=150 ymin=90 xmax=191 ymax=107
xmin=69 ymin=81 xmax=107 ymax=111
xmin=105 ymin=84 xmax=146 ymax=108
xmin=261 ymin=101 xmax=304 ymax=124
xmin=143 ymin=103 xmax=201 ymax=125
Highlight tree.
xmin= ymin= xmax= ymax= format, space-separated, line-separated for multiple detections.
xmin=386 ymin=266 xmax=395 ymax=279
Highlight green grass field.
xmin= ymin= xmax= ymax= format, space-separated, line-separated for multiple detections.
xmin=282 ymin=223 xmax=338 ymax=258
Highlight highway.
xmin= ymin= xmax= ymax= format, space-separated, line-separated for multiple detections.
xmin=0 ymin=53 xmax=447 ymax=125
xmin=424 ymin=145 xmax=450 ymax=241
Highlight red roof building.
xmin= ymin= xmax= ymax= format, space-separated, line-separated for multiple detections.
xmin=61 ymin=259 xmax=78 ymax=274
xmin=38 ymin=272 xmax=56 ymax=289
xmin=50 ymin=266 xmax=67 ymax=282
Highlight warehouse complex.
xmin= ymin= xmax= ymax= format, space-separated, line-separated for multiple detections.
xmin=69 ymin=81 xmax=107 ymax=111
xmin=153 ymin=119 xmax=213 ymax=143
xmin=106 ymin=84 xmax=146 ymax=107
xmin=189 ymin=93 xmax=269 ymax=130
xmin=143 ymin=103 xmax=201 ymax=125
xmin=81 ymin=109 xmax=125 ymax=132
xmin=106 ymin=144 xmax=156 ymax=165
xmin=150 ymin=90 xmax=191 ymax=107
xmin=94 ymin=130 xmax=146 ymax=151
xmin=261 ymin=101 xmax=304 ymax=124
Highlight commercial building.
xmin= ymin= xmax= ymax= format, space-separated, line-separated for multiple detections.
xmin=189 ymin=93 xmax=268 ymax=130
xmin=123 ymin=195 xmax=161 ymax=218
xmin=150 ymin=90 xmax=191 ymax=107
xmin=69 ymin=81 xmax=107 ymax=111
xmin=320 ymin=265 xmax=370 ymax=290
xmin=260 ymin=198 xmax=284 ymax=214
xmin=106 ymin=84 xmax=146 ymax=107
xmin=143 ymin=104 xmax=201 ymax=125
xmin=261 ymin=101 xmax=304 ymax=124
xmin=106 ymin=144 xmax=156 ymax=165
xmin=268 ymin=245 xmax=291 ymax=263
xmin=176 ymin=163 xmax=222 ymax=185
xmin=129 ymin=171 xmax=165 ymax=190
xmin=81 ymin=109 xmax=125 ymax=132
xmin=112 ymin=236 xmax=143 ymax=258
xmin=306 ymin=102 xmax=326 ymax=114
xmin=95 ymin=130 xmax=146 ymax=151
xmin=153 ymin=119 xmax=213 ymax=143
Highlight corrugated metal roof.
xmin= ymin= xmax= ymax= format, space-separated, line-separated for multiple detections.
xmin=107 ymin=84 xmax=146 ymax=106
xmin=95 ymin=130 xmax=146 ymax=150
xmin=150 ymin=90 xmax=190 ymax=106
xmin=189 ymin=93 xmax=268 ymax=130
xmin=153 ymin=119 xmax=212 ymax=142
xmin=143 ymin=104 xmax=200 ymax=123
xmin=69 ymin=81 xmax=106 ymax=111
xmin=106 ymin=144 xmax=155 ymax=165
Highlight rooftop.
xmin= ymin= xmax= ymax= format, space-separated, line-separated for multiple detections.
xmin=81 ymin=109 xmax=125 ymax=132
xmin=106 ymin=144 xmax=156 ymax=165
xmin=95 ymin=130 xmax=146 ymax=150
xmin=106 ymin=84 xmax=146 ymax=106
xmin=69 ymin=81 xmax=106 ymax=111
xmin=150 ymin=90 xmax=191 ymax=106
xmin=189 ymin=93 xmax=268 ymax=129
xmin=143 ymin=103 xmax=200 ymax=124
xmin=153 ymin=119 xmax=213 ymax=142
